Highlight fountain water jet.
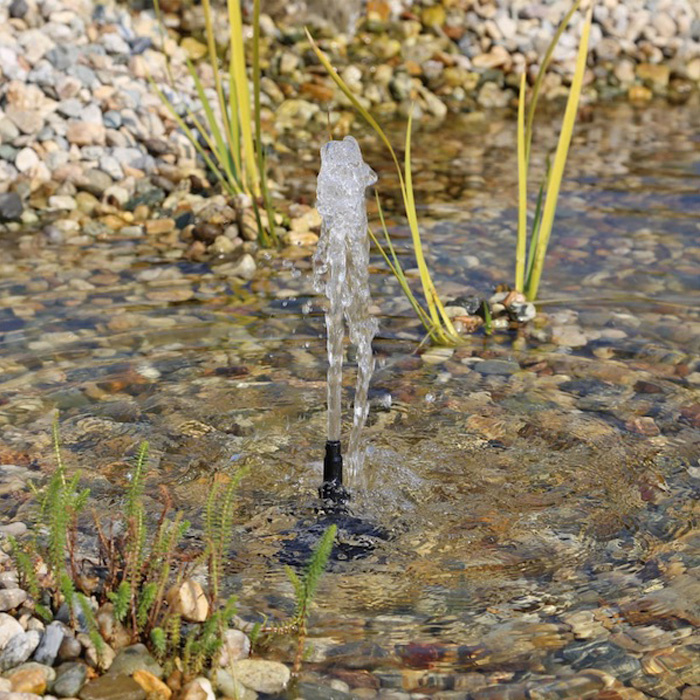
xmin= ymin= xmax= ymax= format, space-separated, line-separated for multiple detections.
xmin=314 ymin=136 xmax=378 ymax=501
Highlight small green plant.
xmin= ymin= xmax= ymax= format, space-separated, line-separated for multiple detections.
xmin=254 ymin=524 xmax=336 ymax=674
xmin=12 ymin=419 xmax=105 ymax=660
xmin=151 ymin=0 xmax=277 ymax=247
xmin=12 ymin=419 xmax=332 ymax=679
xmin=307 ymin=0 xmax=592 ymax=342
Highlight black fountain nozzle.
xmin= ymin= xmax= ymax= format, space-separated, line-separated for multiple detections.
xmin=320 ymin=440 xmax=349 ymax=506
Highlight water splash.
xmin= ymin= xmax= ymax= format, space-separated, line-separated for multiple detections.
xmin=314 ymin=136 xmax=378 ymax=487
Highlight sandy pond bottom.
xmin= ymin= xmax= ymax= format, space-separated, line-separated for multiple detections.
xmin=0 ymin=100 xmax=699 ymax=698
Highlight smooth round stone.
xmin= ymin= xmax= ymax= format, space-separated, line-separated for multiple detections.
xmin=52 ymin=661 xmax=88 ymax=697
xmin=57 ymin=635 xmax=81 ymax=662
xmin=7 ymin=662 xmax=56 ymax=694
xmin=230 ymin=659 xmax=291 ymax=695
xmin=0 ymin=588 xmax=28 ymax=612
xmin=0 ymin=615 xmax=23 ymax=654
xmin=421 ymin=347 xmax=455 ymax=365
xmin=78 ymin=674 xmax=146 ymax=700
xmin=0 ymin=630 xmax=41 ymax=672
xmin=108 ymin=644 xmax=163 ymax=679
xmin=0 ymin=193 xmax=23 ymax=222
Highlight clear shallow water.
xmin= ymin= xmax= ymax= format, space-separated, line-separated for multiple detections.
xmin=1 ymin=100 xmax=699 ymax=697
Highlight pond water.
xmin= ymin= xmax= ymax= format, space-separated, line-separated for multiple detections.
xmin=1 ymin=99 xmax=699 ymax=699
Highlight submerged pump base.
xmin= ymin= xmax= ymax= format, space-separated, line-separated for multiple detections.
xmin=320 ymin=440 xmax=349 ymax=505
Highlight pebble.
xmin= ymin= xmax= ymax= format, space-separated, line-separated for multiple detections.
xmin=473 ymin=360 xmax=520 ymax=376
xmin=131 ymin=670 xmax=171 ymax=699
xmin=0 ymin=616 xmax=27 ymax=654
xmin=0 ymin=193 xmax=23 ymax=223
xmin=7 ymin=662 xmax=56 ymax=694
xmin=165 ymin=581 xmax=209 ymax=624
xmin=52 ymin=661 xmax=88 ymax=697
xmin=217 ymin=629 xmax=251 ymax=667
xmin=229 ymin=659 xmax=291 ymax=695
xmin=33 ymin=622 xmax=66 ymax=666
xmin=78 ymin=674 xmax=146 ymax=700
xmin=179 ymin=678 xmax=215 ymax=700
xmin=0 ymin=630 xmax=41 ymax=672
xmin=0 ymin=590 xmax=27 ymax=613
xmin=107 ymin=644 xmax=163 ymax=679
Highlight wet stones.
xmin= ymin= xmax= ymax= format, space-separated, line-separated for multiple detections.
xmin=0 ymin=193 xmax=23 ymax=222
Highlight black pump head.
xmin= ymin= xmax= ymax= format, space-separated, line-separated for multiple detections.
xmin=320 ymin=440 xmax=349 ymax=505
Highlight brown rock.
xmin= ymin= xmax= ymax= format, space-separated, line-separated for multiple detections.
xmin=628 ymin=85 xmax=652 ymax=102
xmin=8 ymin=667 xmax=47 ymax=694
xmin=680 ymin=404 xmax=700 ymax=427
xmin=66 ymin=122 xmax=106 ymax=146
xmin=145 ymin=218 xmax=175 ymax=235
xmin=132 ymin=670 xmax=172 ymax=699
xmin=636 ymin=63 xmax=670 ymax=89
xmin=624 ymin=417 xmax=660 ymax=436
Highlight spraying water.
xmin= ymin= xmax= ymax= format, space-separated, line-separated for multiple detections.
xmin=314 ymin=136 xmax=378 ymax=489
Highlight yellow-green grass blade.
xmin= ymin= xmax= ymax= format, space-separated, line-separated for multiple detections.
xmin=226 ymin=61 xmax=242 ymax=179
xmin=525 ymin=0 xmax=582 ymax=164
xmin=515 ymin=72 xmax=527 ymax=292
xmin=252 ymin=0 xmax=277 ymax=245
xmin=403 ymin=113 xmax=458 ymax=340
xmin=372 ymin=196 xmax=435 ymax=333
xmin=527 ymin=3 xmax=592 ymax=301
xmin=525 ymin=174 xmax=547 ymax=288
xmin=201 ymin=0 xmax=238 ymax=179
xmin=228 ymin=0 xmax=260 ymax=197
xmin=369 ymin=228 xmax=436 ymax=337
xmin=149 ymin=77 xmax=238 ymax=198
xmin=186 ymin=59 xmax=241 ymax=191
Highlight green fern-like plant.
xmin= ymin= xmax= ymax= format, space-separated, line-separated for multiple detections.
xmin=255 ymin=524 xmax=336 ymax=674
xmin=203 ymin=470 xmax=247 ymax=606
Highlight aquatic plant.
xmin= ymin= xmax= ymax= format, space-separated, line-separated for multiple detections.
xmin=11 ymin=419 xmax=333 ymax=678
xmin=307 ymin=0 xmax=593 ymax=341
xmin=517 ymin=1 xmax=593 ymax=300
xmin=254 ymin=524 xmax=336 ymax=674
xmin=150 ymin=0 xmax=277 ymax=247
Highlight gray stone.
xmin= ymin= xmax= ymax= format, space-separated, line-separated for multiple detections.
xmin=107 ymin=644 xmax=163 ymax=679
xmin=0 ymin=630 xmax=42 ymax=672
xmin=98 ymin=156 xmax=124 ymax=180
xmin=52 ymin=661 xmax=88 ymax=698
xmin=46 ymin=46 xmax=79 ymax=71
xmin=297 ymin=682 xmax=354 ymax=700
xmin=67 ymin=64 xmax=98 ymax=88
xmin=0 ymin=193 xmax=23 ymax=223
xmin=0 ymin=118 xmax=20 ymax=144
xmin=57 ymin=99 xmax=83 ymax=119
xmin=214 ymin=669 xmax=257 ymax=700
xmin=56 ymin=635 xmax=81 ymax=663
xmin=33 ymin=622 xmax=66 ymax=666
xmin=230 ymin=659 xmax=291 ymax=695
xmin=0 ymin=522 xmax=26 ymax=538
xmin=9 ymin=0 xmax=28 ymax=18
xmin=0 ymin=589 xmax=28 ymax=612
xmin=473 ymin=360 xmax=520 ymax=376
xmin=77 ymin=169 xmax=113 ymax=197
xmin=102 ymin=111 xmax=122 ymax=129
